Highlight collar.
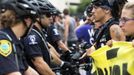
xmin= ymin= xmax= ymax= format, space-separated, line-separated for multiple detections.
xmin=1 ymin=27 xmax=20 ymax=44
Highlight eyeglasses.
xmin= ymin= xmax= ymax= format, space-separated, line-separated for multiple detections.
xmin=46 ymin=13 xmax=52 ymax=18
xmin=119 ymin=17 xmax=134 ymax=24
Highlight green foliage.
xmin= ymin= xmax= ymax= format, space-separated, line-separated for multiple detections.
xmin=77 ymin=0 xmax=92 ymax=13
xmin=69 ymin=7 xmax=76 ymax=15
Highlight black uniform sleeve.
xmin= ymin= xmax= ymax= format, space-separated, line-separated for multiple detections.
xmin=48 ymin=26 xmax=61 ymax=43
xmin=0 ymin=55 xmax=19 ymax=74
xmin=23 ymin=31 xmax=43 ymax=59
xmin=0 ymin=36 xmax=19 ymax=74
xmin=24 ymin=44 xmax=43 ymax=58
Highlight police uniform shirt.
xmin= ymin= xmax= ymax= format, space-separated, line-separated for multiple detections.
xmin=23 ymin=26 xmax=50 ymax=67
xmin=46 ymin=25 xmax=61 ymax=52
xmin=0 ymin=28 xmax=28 ymax=74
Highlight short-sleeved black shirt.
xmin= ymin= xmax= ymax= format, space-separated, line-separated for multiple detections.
xmin=46 ymin=25 xmax=61 ymax=52
xmin=0 ymin=28 xmax=28 ymax=74
xmin=23 ymin=26 xmax=51 ymax=68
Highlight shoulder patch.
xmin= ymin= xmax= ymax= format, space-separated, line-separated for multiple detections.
xmin=53 ymin=29 xmax=59 ymax=35
xmin=0 ymin=40 xmax=12 ymax=57
xmin=28 ymin=35 xmax=38 ymax=45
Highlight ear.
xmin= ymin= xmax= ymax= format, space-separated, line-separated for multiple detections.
xmin=24 ymin=18 xmax=32 ymax=27
xmin=105 ymin=9 xmax=111 ymax=14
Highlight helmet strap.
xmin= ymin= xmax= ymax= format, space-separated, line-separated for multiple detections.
xmin=21 ymin=19 xmax=34 ymax=38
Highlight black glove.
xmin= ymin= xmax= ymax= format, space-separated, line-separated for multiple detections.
xmin=60 ymin=50 xmax=72 ymax=62
xmin=61 ymin=61 xmax=71 ymax=70
xmin=60 ymin=61 xmax=76 ymax=75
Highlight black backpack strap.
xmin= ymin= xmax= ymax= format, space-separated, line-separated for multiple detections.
xmin=32 ymin=29 xmax=51 ymax=58
xmin=94 ymin=18 xmax=119 ymax=49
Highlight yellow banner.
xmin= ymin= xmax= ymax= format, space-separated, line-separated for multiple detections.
xmin=90 ymin=42 xmax=134 ymax=75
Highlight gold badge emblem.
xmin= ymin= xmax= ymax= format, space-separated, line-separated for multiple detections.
xmin=0 ymin=40 xmax=12 ymax=57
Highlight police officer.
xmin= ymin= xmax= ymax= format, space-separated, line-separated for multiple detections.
xmin=22 ymin=1 xmax=72 ymax=75
xmin=75 ymin=5 xmax=94 ymax=48
xmin=46 ymin=9 xmax=70 ymax=53
xmin=0 ymin=0 xmax=39 ymax=75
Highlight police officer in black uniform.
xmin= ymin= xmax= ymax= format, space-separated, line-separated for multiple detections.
xmin=46 ymin=9 xmax=71 ymax=54
xmin=22 ymin=1 xmax=72 ymax=75
xmin=0 ymin=0 xmax=39 ymax=75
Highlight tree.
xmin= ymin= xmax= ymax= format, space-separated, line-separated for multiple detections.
xmin=77 ymin=0 xmax=92 ymax=13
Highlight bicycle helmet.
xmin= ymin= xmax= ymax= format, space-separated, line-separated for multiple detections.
xmin=0 ymin=0 xmax=38 ymax=20
xmin=51 ymin=9 xmax=61 ymax=16
xmin=26 ymin=0 xmax=55 ymax=19
xmin=39 ymin=0 xmax=60 ymax=15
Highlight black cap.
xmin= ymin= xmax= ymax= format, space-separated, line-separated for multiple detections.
xmin=92 ymin=0 xmax=112 ymax=9
xmin=92 ymin=0 xmax=128 ymax=18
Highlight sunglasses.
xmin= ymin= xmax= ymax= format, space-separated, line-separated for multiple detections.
xmin=46 ymin=13 xmax=52 ymax=18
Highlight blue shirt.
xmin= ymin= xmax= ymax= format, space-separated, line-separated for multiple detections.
xmin=76 ymin=24 xmax=94 ymax=47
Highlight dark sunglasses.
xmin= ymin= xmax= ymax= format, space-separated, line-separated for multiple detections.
xmin=46 ymin=13 xmax=52 ymax=18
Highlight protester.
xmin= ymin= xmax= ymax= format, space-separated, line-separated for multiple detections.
xmin=63 ymin=8 xmax=78 ymax=49
xmin=120 ymin=2 xmax=134 ymax=41
xmin=75 ymin=5 xmax=94 ymax=48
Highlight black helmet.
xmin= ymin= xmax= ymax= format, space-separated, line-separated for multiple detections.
xmin=0 ymin=0 xmax=38 ymax=19
xmin=29 ymin=0 xmax=57 ymax=16
xmin=51 ymin=9 xmax=61 ymax=16
xmin=39 ymin=0 xmax=60 ymax=16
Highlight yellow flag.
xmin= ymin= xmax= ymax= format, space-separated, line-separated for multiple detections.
xmin=90 ymin=42 xmax=134 ymax=75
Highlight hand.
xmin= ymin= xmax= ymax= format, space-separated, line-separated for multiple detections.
xmin=86 ymin=46 xmax=95 ymax=56
xmin=60 ymin=50 xmax=72 ymax=62
xmin=60 ymin=61 xmax=76 ymax=74
xmin=106 ymin=40 xmax=113 ymax=47
xmin=79 ymin=56 xmax=92 ymax=64
xmin=60 ymin=61 xmax=71 ymax=70
xmin=106 ymin=40 xmax=118 ymax=47
xmin=132 ymin=40 xmax=134 ymax=47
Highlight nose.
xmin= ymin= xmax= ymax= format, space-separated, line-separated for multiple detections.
xmin=49 ymin=16 xmax=53 ymax=20
xmin=91 ymin=8 xmax=95 ymax=15
xmin=119 ymin=21 xmax=125 ymax=27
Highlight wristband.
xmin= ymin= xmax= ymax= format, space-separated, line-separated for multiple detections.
xmin=60 ymin=61 xmax=64 ymax=67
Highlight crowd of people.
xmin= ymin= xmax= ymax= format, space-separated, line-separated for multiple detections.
xmin=0 ymin=0 xmax=134 ymax=75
